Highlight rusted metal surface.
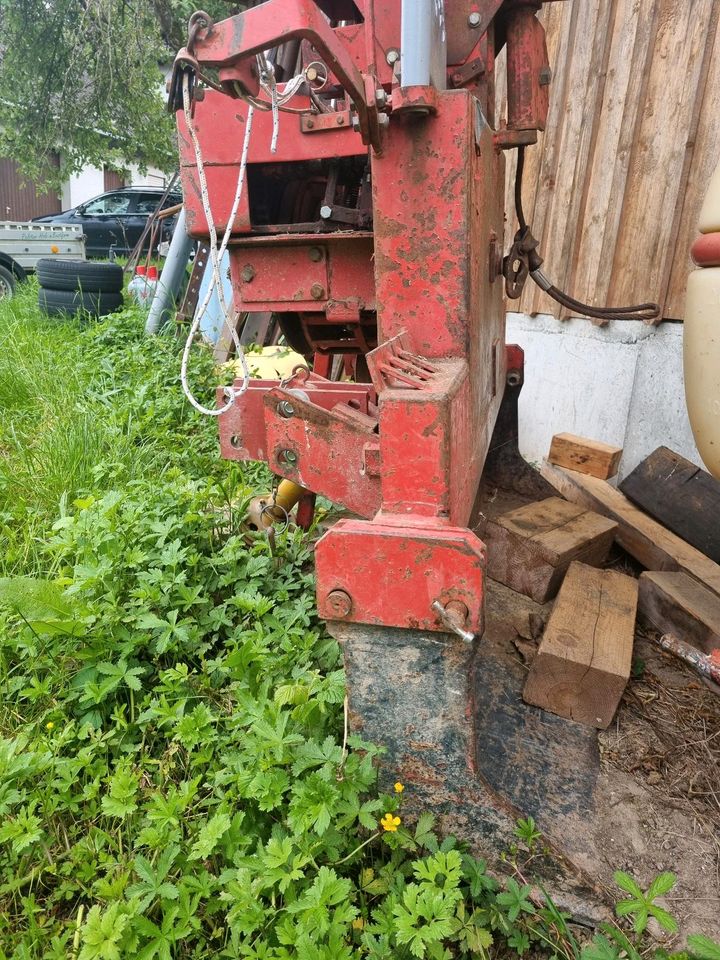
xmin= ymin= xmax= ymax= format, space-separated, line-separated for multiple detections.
xmin=658 ymin=634 xmax=720 ymax=687
xmin=316 ymin=518 xmax=486 ymax=633
xmin=177 ymin=0 xmax=558 ymax=634
xmin=329 ymin=614 xmax=606 ymax=915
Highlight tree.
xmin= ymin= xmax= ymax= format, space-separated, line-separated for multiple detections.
xmin=0 ymin=0 xmax=234 ymax=187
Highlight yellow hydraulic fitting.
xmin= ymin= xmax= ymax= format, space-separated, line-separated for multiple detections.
xmin=246 ymin=480 xmax=307 ymax=530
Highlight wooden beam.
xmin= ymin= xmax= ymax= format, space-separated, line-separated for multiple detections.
xmin=548 ymin=433 xmax=622 ymax=479
xmin=638 ymin=571 xmax=720 ymax=655
xmin=486 ymin=497 xmax=617 ymax=602
xmin=540 ymin=460 xmax=720 ymax=597
xmin=523 ymin=561 xmax=638 ymax=728
xmin=619 ymin=447 xmax=720 ymax=563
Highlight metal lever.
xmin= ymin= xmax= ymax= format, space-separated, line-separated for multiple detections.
xmin=431 ymin=600 xmax=475 ymax=643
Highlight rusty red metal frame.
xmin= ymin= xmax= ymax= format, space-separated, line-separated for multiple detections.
xmin=177 ymin=0 xmax=558 ymax=637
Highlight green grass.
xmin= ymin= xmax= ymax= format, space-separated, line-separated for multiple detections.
xmin=0 ymin=281 xmax=228 ymax=575
xmin=0 ymin=282 xmax=715 ymax=959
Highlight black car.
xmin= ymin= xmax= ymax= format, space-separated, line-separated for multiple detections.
xmin=33 ymin=187 xmax=182 ymax=259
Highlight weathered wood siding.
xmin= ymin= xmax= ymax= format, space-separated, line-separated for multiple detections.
xmin=499 ymin=0 xmax=720 ymax=322
xmin=0 ymin=157 xmax=61 ymax=221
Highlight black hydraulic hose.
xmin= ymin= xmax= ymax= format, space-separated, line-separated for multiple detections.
xmin=512 ymin=146 xmax=660 ymax=324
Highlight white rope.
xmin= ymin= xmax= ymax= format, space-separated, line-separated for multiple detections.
xmin=257 ymin=53 xmax=280 ymax=153
xmin=179 ymin=57 xmax=307 ymax=416
xmin=180 ymin=71 xmax=253 ymax=416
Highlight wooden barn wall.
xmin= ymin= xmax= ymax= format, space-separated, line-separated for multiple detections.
xmin=0 ymin=157 xmax=61 ymax=221
xmin=497 ymin=0 xmax=720 ymax=322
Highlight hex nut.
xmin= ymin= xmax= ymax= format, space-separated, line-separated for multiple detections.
xmin=241 ymin=264 xmax=255 ymax=282
xmin=320 ymin=205 xmax=333 ymax=219
xmin=386 ymin=48 xmax=400 ymax=65
xmin=277 ymin=400 xmax=295 ymax=418
xmin=310 ymin=283 xmax=325 ymax=300
xmin=468 ymin=11 xmax=481 ymax=26
xmin=309 ymin=246 xmax=323 ymax=262
xmin=326 ymin=589 xmax=352 ymax=618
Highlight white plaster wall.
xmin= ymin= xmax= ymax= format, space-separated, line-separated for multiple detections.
xmin=126 ymin=164 xmax=169 ymax=189
xmin=506 ymin=312 xmax=702 ymax=480
xmin=65 ymin=167 xmax=105 ymax=209
xmin=62 ymin=164 xmax=170 ymax=209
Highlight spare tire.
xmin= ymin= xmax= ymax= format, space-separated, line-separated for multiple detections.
xmin=38 ymin=287 xmax=124 ymax=318
xmin=36 ymin=259 xmax=124 ymax=293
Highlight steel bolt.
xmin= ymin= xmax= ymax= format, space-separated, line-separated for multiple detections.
xmin=375 ymin=88 xmax=387 ymax=108
xmin=506 ymin=371 xmax=522 ymax=388
xmin=468 ymin=11 xmax=481 ymax=27
xmin=386 ymin=48 xmax=400 ymax=66
xmin=277 ymin=400 xmax=295 ymax=418
xmin=336 ymin=115 xmax=345 ymax=125
xmin=230 ymin=435 xmax=241 ymax=448
xmin=279 ymin=448 xmax=298 ymax=465
xmin=539 ymin=66 xmax=553 ymax=86
xmin=326 ymin=589 xmax=353 ymax=618
xmin=309 ymin=246 xmax=323 ymax=262
xmin=310 ymin=283 xmax=325 ymax=300
xmin=305 ymin=118 xmax=315 ymax=129
xmin=379 ymin=114 xmax=390 ymax=128
xmin=320 ymin=205 xmax=333 ymax=220
xmin=241 ymin=264 xmax=255 ymax=282
xmin=351 ymin=115 xmax=361 ymax=132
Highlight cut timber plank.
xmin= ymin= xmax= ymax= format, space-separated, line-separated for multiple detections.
xmin=620 ymin=447 xmax=720 ymax=563
xmin=638 ymin=571 xmax=720 ymax=655
xmin=549 ymin=433 xmax=622 ymax=479
xmin=540 ymin=460 xmax=720 ymax=597
xmin=486 ymin=496 xmax=617 ymax=602
xmin=523 ymin=561 xmax=638 ymax=728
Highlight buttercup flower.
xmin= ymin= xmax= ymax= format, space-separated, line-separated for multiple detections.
xmin=394 ymin=782 xmax=404 ymax=793
xmin=380 ymin=813 xmax=401 ymax=832
xmin=45 ymin=721 xmax=54 ymax=731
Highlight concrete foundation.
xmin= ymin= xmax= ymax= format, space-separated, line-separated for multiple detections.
xmin=506 ymin=312 xmax=701 ymax=480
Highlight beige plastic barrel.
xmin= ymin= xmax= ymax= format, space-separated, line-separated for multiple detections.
xmin=699 ymin=162 xmax=720 ymax=233
xmin=684 ymin=267 xmax=720 ymax=477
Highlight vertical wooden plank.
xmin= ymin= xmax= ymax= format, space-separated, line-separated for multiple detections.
xmin=499 ymin=0 xmax=720 ymax=322
xmin=527 ymin=0 xmax=614 ymax=318
xmin=609 ymin=0 xmax=715 ymax=310
xmin=569 ymin=0 xmax=655 ymax=309
xmin=664 ymin=9 xmax=720 ymax=320
xmin=517 ymin=1 xmax=577 ymax=316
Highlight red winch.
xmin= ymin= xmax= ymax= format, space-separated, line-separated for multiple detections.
xmin=171 ymin=0 xmax=556 ymax=639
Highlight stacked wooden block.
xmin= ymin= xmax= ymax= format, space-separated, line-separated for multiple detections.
xmin=486 ymin=434 xmax=637 ymax=729
xmin=495 ymin=433 xmax=720 ymax=730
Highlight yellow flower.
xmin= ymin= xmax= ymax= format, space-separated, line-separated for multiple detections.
xmin=380 ymin=813 xmax=401 ymax=833
xmin=351 ymin=918 xmax=365 ymax=930
xmin=45 ymin=721 xmax=54 ymax=731
xmin=394 ymin=782 xmax=404 ymax=793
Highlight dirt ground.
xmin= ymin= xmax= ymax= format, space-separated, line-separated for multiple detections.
xmin=491 ymin=574 xmax=720 ymax=942
xmin=596 ymin=626 xmax=720 ymax=938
